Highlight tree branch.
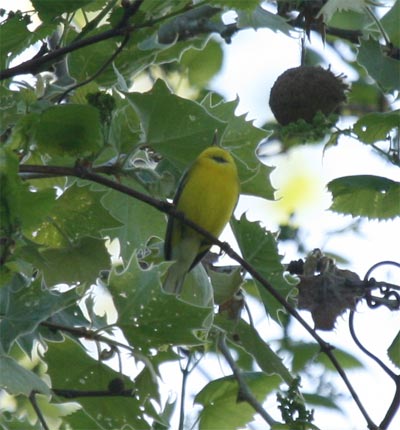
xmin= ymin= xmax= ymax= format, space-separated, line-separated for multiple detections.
xmin=0 ymin=1 xmax=207 ymax=82
xmin=20 ymin=162 xmax=377 ymax=429
xmin=218 ymin=331 xmax=277 ymax=427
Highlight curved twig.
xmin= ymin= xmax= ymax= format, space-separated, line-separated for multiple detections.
xmin=349 ymin=311 xmax=396 ymax=379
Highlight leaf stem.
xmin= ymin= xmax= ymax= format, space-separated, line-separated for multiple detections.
xmin=218 ymin=331 xmax=277 ymax=427
xmin=365 ymin=6 xmax=391 ymax=47
xmin=29 ymin=391 xmax=49 ymax=430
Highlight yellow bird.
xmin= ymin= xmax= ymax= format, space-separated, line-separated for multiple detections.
xmin=163 ymin=144 xmax=240 ymax=294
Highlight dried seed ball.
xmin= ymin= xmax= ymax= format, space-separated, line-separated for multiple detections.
xmin=269 ymin=66 xmax=348 ymax=125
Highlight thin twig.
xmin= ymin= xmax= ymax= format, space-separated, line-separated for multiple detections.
xmin=218 ymin=331 xmax=277 ymax=427
xmin=365 ymin=6 xmax=391 ymax=47
xmin=56 ymin=33 xmax=131 ymax=103
xmin=40 ymin=320 xmax=156 ymax=380
xmin=52 ymin=387 xmax=136 ymax=398
xmin=29 ymin=391 xmax=49 ymax=430
xmin=178 ymin=352 xmax=197 ymax=430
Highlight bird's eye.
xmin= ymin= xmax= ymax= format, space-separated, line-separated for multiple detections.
xmin=211 ymin=155 xmax=228 ymax=163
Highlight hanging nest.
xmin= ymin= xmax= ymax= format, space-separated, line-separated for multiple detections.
xmin=269 ymin=66 xmax=348 ymax=126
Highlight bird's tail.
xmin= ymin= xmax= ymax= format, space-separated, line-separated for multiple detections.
xmin=163 ymin=262 xmax=187 ymax=294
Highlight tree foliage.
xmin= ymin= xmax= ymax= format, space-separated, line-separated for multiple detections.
xmin=0 ymin=1 xmax=399 ymax=429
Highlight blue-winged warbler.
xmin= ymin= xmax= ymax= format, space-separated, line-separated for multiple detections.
xmin=163 ymin=145 xmax=240 ymax=294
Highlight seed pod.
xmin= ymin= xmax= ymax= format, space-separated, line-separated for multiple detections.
xmin=269 ymin=66 xmax=348 ymax=125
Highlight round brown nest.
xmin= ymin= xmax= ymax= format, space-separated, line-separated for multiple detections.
xmin=269 ymin=66 xmax=348 ymax=126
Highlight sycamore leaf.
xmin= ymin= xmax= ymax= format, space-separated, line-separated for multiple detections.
xmin=32 ymin=183 xmax=121 ymax=248
xmin=215 ymin=316 xmax=293 ymax=384
xmin=37 ymin=237 xmax=110 ymax=286
xmin=237 ymin=5 xmax=293 ymax=34
xmin=357 ymin=37 xmax=400 ymax=93
xmin=317 ymin=0 xmax=367 ymax=22
xmin=31 ymin=0 xmax=93 ymax=21
xmin=0 ymin=148 xmax=56 ymax=234
xmin=327 ymin=175 xmax=400 ymax=220
xmin=34 ymin=104 xmax=103 ymax=157
xmin=388 ymin=331 xmax=400 ymax=368
xmin=108 ymin=257 xmax=213 ymax=353
xmin=195 ymin=371 xmax=281 ymax=430
xmin=0 ymin=355 xmax=50 ymax=396
xmin=45 ymin=336 xmax=160 ymax=429
xmin=353 ymin=110 xmax=400 ymax=144
xmin=126 ymin=80 xmax=225 ymax=171
xmin=231 ymin=214 xmax=293 ymax=322
xmin=381 ymin=0 xmax=400 ymax=46
xmin=0 ymin=278 xmax=80 ymax=352
xmin=101 ymin=184 xmax=165 ymax=264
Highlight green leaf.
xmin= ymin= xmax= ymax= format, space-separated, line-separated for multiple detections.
xmin=381 ymin=0 xmax=400 ymax=46
xmin=357 ymin=37 xmax=400 ymax=92
xmin=212 ymin=0 xmax=260 ymax=11
xmin=108 ymin=97 xmax=142 ymax=153
xmin=31 ymin=0 xmax=93 ymax=21
xmin=317 ymin=347 xmax=363 ymax=371
xmin=101 ymin=184 xmax=165 ymax=263
xmin=203 ymin=95 xmax=275 ymax=200
xmin=108 ymin=257 xmax=213 ymax=352
xmin=68 ymin=28 xmax=124 ymax=87
xmin=180 ymin=39 xmax=223 ymax=87
xmin=37 ymin=236 xmax=110 ymax=286
xmin=237 ymin=5 xmax=293 ymax=35
xmin=353 ymin=110 xmax=400 ymax=144
xmin=303 ymin=393 xmax=340 ymax=411
xmin=126 ymin=80 xmax=225 ymax=170
xmin=32 ymin=183 xmax=121 ymax=247
xmin=34 ymin=104 xmax=103 ymax=157
xmin=195 ymin=371 xmax=281 ymax=430
xmin=55 ymin=409 xmax=105 ymax=430
xmin=388 ymin=330 xmax=400 ymax=368
xmin=327 ymin=175 xmax=400 ymax=220
xmin=231 ymin=214 xmax=293 ymax=322
xmin=216 ymin=316 xmax=293 ymax=384
xmin=209 ymin=267 xmax=242 ymax=305
xmin=45 ymin=336 xmax=158 ymax=429
xmin=0 ymin=12 xmax=32 ymax=69
xmin=289 ymin=342 xmax=362 ymax=372
xmin=0 ymin=277 xmax=80 ymax=352
xmin=0 ymin=355 xmax=50 ymax=396
xmin=0 ymin=148 xmax=56 ymax=235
